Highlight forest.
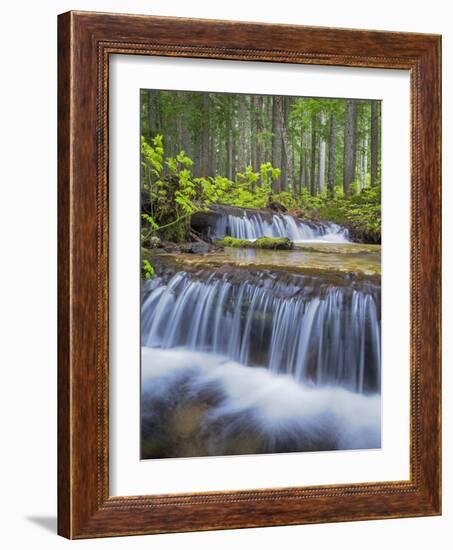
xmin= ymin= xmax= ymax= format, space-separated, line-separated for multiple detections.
xmin=140 ymin=89 xmax=381 ymax=252
xmin=140 ymin=89 xmax=382 ymax=459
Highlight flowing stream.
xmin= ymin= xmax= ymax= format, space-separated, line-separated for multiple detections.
xmin=141 ymin=347 xmax=381 ymax=457
xmin=142 ymin=270 xmax=380 ymax=394
xmin=141 ymin=237 xmax=381 ymax=458
xmin=214 ymin=212 xmax=350 ymax=243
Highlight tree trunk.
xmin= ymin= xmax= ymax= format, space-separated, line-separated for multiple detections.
xmin=363 ymin=132 xmax=368 ymax=186
xmin=328 ymin=112 xmax=336 ymax=198
xmin=272 ymin=96 xmax=283 ymax=192
xmin=298 ymin=127 xmax=306 ymax=192
xmin=304 ymin=151 xmax=309 ymax=192
xmin=343 ymin=99 xmax=358 ymax=197
xmin=280 ymin=97 xmax=287 ymax=191
xmin=181 ymin=116 xmax=191 ymax=159
xmin=147 ymin=91 xmax=153 ymax=135
xmin=147 ymin=90 xmax=161 ymax=136
xmin=253 ymin=96 xmax=265 ymax=172
xmin=208 ymin=94 xmax=216 ymax=177
xmin=226 ymin=96 xmax=234 ymax=181
xmin=359 ymin=147 xmax=364 ymax=190
xmin=310 ymin=113 xmax=318 ymax=196
xmin=318 ymin=111 xmax=326 ymax=193
xmin=360 ymin=132 xmax=367 ymax=190
xmin=265 ymin=96 xmax=273 ymax=162
xmin=238 ymin=95 xmax=247 ymax=172
xmin=250 ymin=97 xmax=257 ymax=172
xmin=209 ymin=124 xmax=215 ymax=177
xmin=280 ymin=96 xmax=295 ymax=192
xmin=176 ymin=92 xmax=184 ymax=156
xmin=370 ymin=100 xmax=379 ymax=185
xmin=201 ymin=94 xmax=210 ymax=176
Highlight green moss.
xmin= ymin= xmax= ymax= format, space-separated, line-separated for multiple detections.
xmin=255 ymin=237 xmax=294 ymax=250
xmin=215 ymin=236 xmax=294 ymax=250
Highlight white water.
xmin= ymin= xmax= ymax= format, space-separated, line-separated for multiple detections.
xmin=141 ymin=271 xmax=381 ymax=393
xmin=215 ymin=212 xmax=350 ymax=243
xmin=141 ymin=347 xmax=381 ymax=456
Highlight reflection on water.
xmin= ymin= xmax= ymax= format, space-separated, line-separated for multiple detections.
xmin=172 ymin=243 xmax=381 ymax=277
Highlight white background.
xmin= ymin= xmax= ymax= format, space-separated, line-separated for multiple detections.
xmin=0 ymin=0 xmax=450 ymax=548
xmin=110 ymin=56 xmax=410 ymax=495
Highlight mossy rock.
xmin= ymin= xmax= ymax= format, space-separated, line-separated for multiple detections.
xmin=215 ymin=236 xmax=294 ymax=250
xmin=254 ymin=237 xmax=294 ymax=250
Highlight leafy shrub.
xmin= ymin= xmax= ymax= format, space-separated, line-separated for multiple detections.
xmin=142 ymin=259 xmax=155 ymax=279
xmin=141 ymin=134 xmax=381 ymax=245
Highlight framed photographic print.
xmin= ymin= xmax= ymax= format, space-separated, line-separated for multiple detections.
xmin=58 ymin=11 xmax=441 ymax=539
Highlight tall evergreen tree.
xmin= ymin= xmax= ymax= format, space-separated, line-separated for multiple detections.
xmin=272 ymin=96 xmax=283 ymax=192
xmin=328 ymin=112 xmax=336 ymax=198
xmin=343 ymin=99 xmax=358 ymax=197
xmin=142 ymin=90 xmax=379 ymax=201
xmin=370 ymin=100 xmax=380 ymax=186
xmin=310 ymin=113 xmax=318 ymax=196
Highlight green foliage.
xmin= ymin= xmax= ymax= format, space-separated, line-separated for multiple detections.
xmin=141 ymin=134 xmax=164 ymax=177
xmin=294 ymin=184 xmax=381 ymax=241
xmin=142 ymin=259 xmax=155 ymax=279
xmin=142 ymin=90 xmax=381 ymax=205
xmin=141 ymin=134 xmax=285 ymax=241
xmin=215 ymin=236 xmax=294 ymax=250
xmin=215 ymin=163 xmax=280 ymax=209
xmin=141 ymin=136 xmax=220 ymax=242
xmin=141 ymin=132 xmax=381 ymax=246
xmin=198 ymin=175 xmax=231 ymax=204
xmin=141 ymin=213 xmax=159 ymax=230
xmin=260 ymin=163 xmax=281 ymax=187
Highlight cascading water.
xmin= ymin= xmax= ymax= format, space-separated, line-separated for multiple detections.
xmin=141 ymin=270 xmax=380 ymax=394
xmin=214 ymin=212 xmax=350 ymax=243
xmin=141 ymin=347 xmax=381 ymax=457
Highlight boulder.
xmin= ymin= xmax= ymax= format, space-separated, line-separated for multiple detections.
xmin=267 ymin=200 xmax=288 ymax=213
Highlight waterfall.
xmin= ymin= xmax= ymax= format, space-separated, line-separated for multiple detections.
xmin=215 ymin=212 xmax=350 ymax=243
xmin=141 ymin=347 xmax=381 ymax=457
xmin=141 ymin=270 xmax=380 ymax=394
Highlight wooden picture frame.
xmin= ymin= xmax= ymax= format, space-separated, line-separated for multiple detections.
xmin=58 ymin=10 xmax=441 ymax=539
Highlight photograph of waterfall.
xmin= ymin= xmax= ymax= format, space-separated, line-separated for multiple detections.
xmin=140 ymin=89 xmax=381 ymax=459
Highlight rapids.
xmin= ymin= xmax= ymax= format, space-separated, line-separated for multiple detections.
xmin=214 ymin=212 xmax=350 ymax=243
xmin=141 ymin=269 xmax=380 ymax=393
xmin=141 ymin=348 xmax=381 ymax=458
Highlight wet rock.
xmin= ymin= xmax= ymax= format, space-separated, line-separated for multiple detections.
xmin=149 ymin=236 xmax=161 ymax=248
xmin=160 ymin=241 xmax=181 ymax=253
xmin=190 ymin=210 xmax=222 ymax=240
xmin=347 ymin=224 xmax=381 ymax=244
xmin=190 ymin=243 xmax=211 ymax=254
xmin=268 ymin=200 xmax=288 ymax=213
xmin=178 ymin=242 xmax=211 ymax=254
